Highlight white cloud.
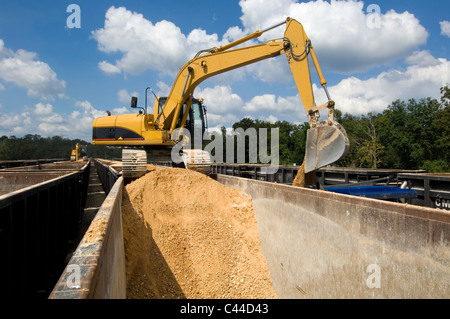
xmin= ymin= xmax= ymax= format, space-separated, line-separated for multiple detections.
xmin=92 ymin=6 xmax=226 ymax=76
xmin=206 ymin=125 xmax=235 ymax=135
xmin=156 ymin=81 xmax=171 ymax=96
xmin=0 ymin=111 xmax=29 ymax=129
xmin=206 ymin=112 xmax=240 ymax=128
xmin=70 ymin=110 xmax=80 ymax=119
xmin=75 ymin=100 xmax=106 ymax=119
xmin=118 ymin=89 xmax=139 ymax=104
xmin=247 ymin=57 xmax=291 ymax=84
xmin=440 ymin=20 xmax=450 ymax=37
xmin=243 ymin=93 xmax=302 ymax=115
xmin=0 ymin=39 xmax=66 ymax=100
xmin=111 ymin=107 xmax=129 ymax=115
xmin=187 ymin=28 xmax=220 ymax=48
xmin=238 ymin=0 xmax=429 ymax=73
xmin=32 ymin=103 xmax=64 ymax=125
xmin=315 ymin=53 xmax=450 ymax=115
xmin=259 ymin=114 xmax=279 ymax=123
xmin=91 ymin=1 xmax=430 ymax=100
xmin=196 ymin=85 xmax=244 ymax=114
xmin=98 ymin=61 xmax=121 ymax=75
xmin=34 ymin=102 xmax=53 ymax=116
xmin=0 ymin=110 xmax=32 ymax=136
xmin=25 ymin=102 xmax=68 ymax=136
xmin=40 ymin=113 xmax=64 ymax=124
xmin=223 ymin=26 xmax=247 ymax=42
xmin=405 ymin=50 xmax=441 ymax=67
xmin=243 ymin=94 xmax=277 ymax=113
xmin=195 ymin=84 xmax=308 ymax=127
xmin=37 ymin=122 xmax=69 ymax=134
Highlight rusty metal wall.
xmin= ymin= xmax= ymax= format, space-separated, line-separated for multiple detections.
xmin=217 ymin=174 xmax=450 ymax=298
xmin=49 ymin=175 xmax=126 ymax=299
xmin=0 ymin=159 xmax=66 ymax=169
xmin=211 ymin=164 xmax=450 ymax=211
xmin=0 ymin=162 xmax=90 ymax=299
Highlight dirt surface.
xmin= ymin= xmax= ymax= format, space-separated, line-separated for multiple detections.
xmin=82 ymin=217 xmax=108 ymax=243
xmin=292 ymin=161 xmax=306 ymax=187
xmin=122 ymin=166 xmax=277 ymax=299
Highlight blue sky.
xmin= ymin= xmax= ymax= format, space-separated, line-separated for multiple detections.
xmin=0 ymin=0 xmax=449 ymax=141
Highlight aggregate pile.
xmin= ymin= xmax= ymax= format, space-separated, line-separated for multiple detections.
xmin=121 ymin=166 xmax=277 ymax=299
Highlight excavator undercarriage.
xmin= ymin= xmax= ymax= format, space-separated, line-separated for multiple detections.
xmin=121 ymin=147 xmax=212 ymax=180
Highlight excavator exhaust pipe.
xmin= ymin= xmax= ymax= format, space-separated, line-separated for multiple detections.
xmin=304 ymin=121 xmax=350 ymax=173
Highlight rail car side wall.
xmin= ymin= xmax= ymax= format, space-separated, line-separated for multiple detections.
xmin=0 ymin=163 xmax=90 ymax=298
xmin=217 ymin=174 xmax=450 ymax=298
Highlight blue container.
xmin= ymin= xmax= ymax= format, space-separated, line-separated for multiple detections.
xmin=324 ymin=186 xmax=417 ymax=200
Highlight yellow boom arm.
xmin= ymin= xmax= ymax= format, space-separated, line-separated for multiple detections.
xmin=157 ymin=17 xmax=330 ymax=134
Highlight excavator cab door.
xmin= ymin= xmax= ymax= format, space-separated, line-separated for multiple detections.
xmin=179 ymin=98 xmax=208 ymax=148
xmin=180 ymin=98 xmax=211 ymax=174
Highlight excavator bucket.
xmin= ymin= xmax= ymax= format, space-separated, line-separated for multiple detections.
xmin=304 ymin=121 xmax=350 ymax=173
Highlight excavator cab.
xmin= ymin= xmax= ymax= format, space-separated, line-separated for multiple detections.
xmin=181 ymin=98 xmax=208 ymax=146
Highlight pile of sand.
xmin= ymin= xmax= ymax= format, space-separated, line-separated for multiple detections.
xmin=122 ymin=166 xmax=277 ymax=299
xmin=292 ymin=161 xmax=306 ymax=187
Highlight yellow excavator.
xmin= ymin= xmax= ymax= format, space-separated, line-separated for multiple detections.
xmin=92 ymin=17 xmax=349 ymax=181
xmin=70 ymin=143 xmax=88 ymax=161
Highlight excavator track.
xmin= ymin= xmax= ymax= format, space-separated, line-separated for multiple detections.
xmin=121 ymin=148 xmax=212 ymax=181
xmin=122 ymin=149 xmax=147 ymax=179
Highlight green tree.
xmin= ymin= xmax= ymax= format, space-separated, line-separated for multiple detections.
xmin=355 ymin=113 xmax=384 ymax=169
xmin=335 ymin=112 xmax=366 ymax=168
xmin=431 ymin=85 xmax=450 ymax=167
xmin=0 ymin=135 xmax=121 ymax=161
xmin=230 ymin=118 xmax=308 ymax=165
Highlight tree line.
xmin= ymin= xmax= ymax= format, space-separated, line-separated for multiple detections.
xmin=337 ymin=85 xmax=449 ymax=172
xmin=212 ymin=85 xmax=449 ymax=173
xmin=0 ymin=86 xmax=448 ymax=172
xmin=0 ymin=135 xmax=122 ymax=161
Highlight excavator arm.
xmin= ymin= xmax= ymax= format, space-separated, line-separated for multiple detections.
xmin=92 ymin=17 xmax=349 ymax=178
xmin=156 ymin=17 xmax=349 ymax=173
